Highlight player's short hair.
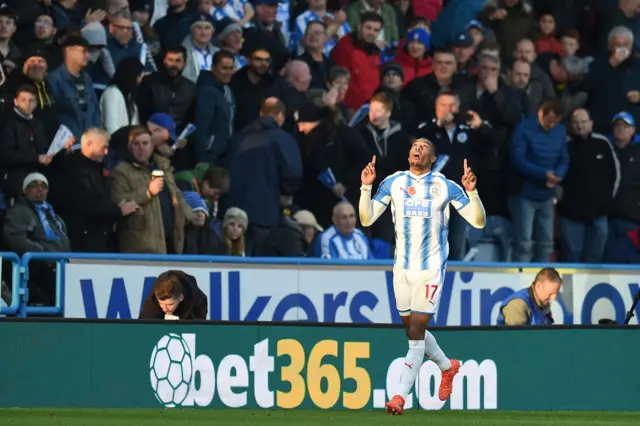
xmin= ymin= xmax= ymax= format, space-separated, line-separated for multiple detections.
xmin=369 ymin=92 xmax=393 ymax=112
xmin=260 ymin=97 xmax=286 ymax=117
xmin=540 ymin=99 xmax=565 ymax=117
xmin=413 ymin=137 xmax=436 ymax=155
xmin=533 ymin=267 xmax=562 ymax=285
xmin=154 ymin=276 xmax=184 ymax=301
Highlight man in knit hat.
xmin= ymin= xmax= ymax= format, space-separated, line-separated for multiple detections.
xmin=215 ymin=17 xmax=245 ymax=70
xmin=1 ymin=46 xmax=59 ymax=140
xmin=181 ymin=13 xmax=220 ymax=83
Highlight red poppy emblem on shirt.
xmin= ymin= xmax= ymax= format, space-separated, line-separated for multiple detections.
xmin=407 ymin=186 xmax=416 ymax=196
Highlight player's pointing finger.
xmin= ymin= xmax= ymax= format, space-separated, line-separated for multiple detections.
xmin=372 ymin=155 xmax=376 ymax=165
xmin=463 ymin=158 xmax=468 ymax=172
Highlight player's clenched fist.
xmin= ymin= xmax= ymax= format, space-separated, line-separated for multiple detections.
xmin=361 ymin=155 xmax=377 ymax=185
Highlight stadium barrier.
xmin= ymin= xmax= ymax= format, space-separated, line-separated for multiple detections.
xmin=0 ymin=318 xmax=638 ymax=410
xmin=0 ymin=252 xmax=24 ymax=316
xmin=11 ymin=252 xmax=640 ymax=324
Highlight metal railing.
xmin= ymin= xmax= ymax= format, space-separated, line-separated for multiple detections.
xmin=9 ymin=251 xmax=640 ymax=318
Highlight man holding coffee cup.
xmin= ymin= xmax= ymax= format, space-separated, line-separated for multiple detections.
xmin=110 ymin=126 xmax=194 ymax=254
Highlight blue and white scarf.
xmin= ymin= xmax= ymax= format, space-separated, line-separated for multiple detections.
xmin=34 ymin=202 xmax=67 ymax=241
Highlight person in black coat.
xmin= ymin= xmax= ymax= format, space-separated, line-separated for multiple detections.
xmin=295 ymin=102 xmax=371 ymax=228
xmin=469 ymin=54 xmax=523 ymax=218
xmin=356 ymin=92 xmax=412 ymax=244
xmin=402 ymin=47 xmax=475 ymax=124
xmin=414 ymin=90 xmax=492 ymax=260
xmin=557 ymin=109 xmax=618 ymax=263
xmin=137 ymin=46 xmax=196 ymax=133
xmin=139 ymin=270 xmax=208 ymax=320
xmin=0 ymin=85 xmax=54 ymax=201
xmin=49 ymin=128 xmax=139 ymax=252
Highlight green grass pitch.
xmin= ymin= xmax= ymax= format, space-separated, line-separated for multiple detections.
xmin=1 ymin=409 xmax=639 ymax=426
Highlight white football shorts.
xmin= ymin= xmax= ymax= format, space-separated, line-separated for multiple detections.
xmin=393 ymin=268 xmax=445 ymax=316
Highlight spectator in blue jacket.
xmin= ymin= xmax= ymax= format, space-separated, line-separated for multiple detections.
xmin=509 ymin=99 xmax=569 ymax=262
xmin=314 ymin=201 xmax=371 ymax=259
xmin=224 ymin=97 xmax=303 ymax=255
xmin=193 ymin=50 xmax=235 ymax=164
xmin=47 ymin=35 xmax=102 ymax=143
xmin=107 ymin=12 xmax=142 ymax=69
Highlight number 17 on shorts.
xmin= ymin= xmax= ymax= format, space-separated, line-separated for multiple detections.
xmin=392 ymin=268 xmax=445 ymax=316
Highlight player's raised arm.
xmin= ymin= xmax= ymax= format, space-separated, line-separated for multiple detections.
xmin=359 ymin=156 xmax=389 ymax=226
xmin=448 ymin=159 xmax=486 ymax=229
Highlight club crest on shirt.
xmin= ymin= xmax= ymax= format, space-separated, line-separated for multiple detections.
xmin=457 ymin=132 xmax=468 ymax=143
xmin=407 ymin=186 xmax=416 ymax=196
xmin=429 ymin=182 xmax=441 ymax=198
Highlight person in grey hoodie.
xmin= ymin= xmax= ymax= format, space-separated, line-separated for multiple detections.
xmin=81 ymin=21 xmax=115 ymax=96
xmin=181 ymin=13 xmax=220 ymax=83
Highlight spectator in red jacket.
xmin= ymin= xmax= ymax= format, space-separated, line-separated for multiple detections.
xmin=535 ymin=11 xmax=564 ymax=56
xmin=331 ymin=11 xmax=383 ymax=111
xmin=394 ymin=28 xmax=432 ymax=85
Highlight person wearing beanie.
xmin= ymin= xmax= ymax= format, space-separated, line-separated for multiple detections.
xmin=394 ymin=28 xmax=433 ymax=85
xmin=3 ymin=172 xmax=70 ymax=305
xmin=1 ymin=46 xmax=59 ymax=141
xmin=220 ymin=207 xmax=248 ymax=256
xmin=215 ymin=17 xmax=246 ymax=70
xmin=147 ymin=112 xmax=192 ymax=171
xmin=81 ymin=21 xmax=116 ymax=96
xmin=4 ymin=173 xmax=69 ymax=254
xmin=182 ymin=190 xmax=224 ymax=254
xmin=47 ymin=34 xmax=102 ymax=143
xmin=181 ymin=13 xmax=220 ymax=83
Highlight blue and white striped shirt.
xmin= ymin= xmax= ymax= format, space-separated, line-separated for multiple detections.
xmin=290 ymin=10 xmax=350 ymax=56
xmin=373 ymin=170 xmax=471 ymax=271
xmin=316 ymin=225 xmax=371 ymax=259
xmin=211 ymin=0 xmax=253 ymax=28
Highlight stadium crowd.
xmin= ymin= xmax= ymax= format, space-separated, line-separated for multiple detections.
xmin=0 ymin=0 xmax=639 ymax=293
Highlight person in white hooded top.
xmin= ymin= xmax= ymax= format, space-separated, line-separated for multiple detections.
xmin=99 ymin=56 xmax=144 ymax=135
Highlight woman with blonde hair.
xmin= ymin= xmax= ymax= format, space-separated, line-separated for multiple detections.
xmin=221 ymin=207 xmax=248 ymax=256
